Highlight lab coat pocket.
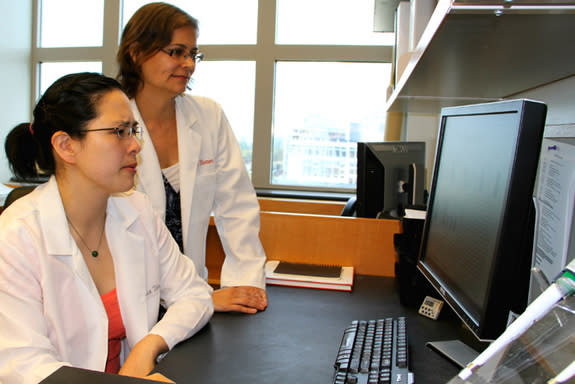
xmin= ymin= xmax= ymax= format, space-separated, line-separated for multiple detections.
xmin=196 ymin=160 xmax=215 ymax=178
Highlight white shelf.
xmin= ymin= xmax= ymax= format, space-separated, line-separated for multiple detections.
xmin=385 ymin=0 xmax=575 ymax=113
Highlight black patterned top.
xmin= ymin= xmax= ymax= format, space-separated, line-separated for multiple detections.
xmin=162 ymin=173 xmax=184 ymax=252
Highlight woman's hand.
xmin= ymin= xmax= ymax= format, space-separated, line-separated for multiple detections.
xmin=144 ymin=372 xmax=175 ymax=383
xmin=213 ymin=286 xmax=268 ymax=314
xmin=119 ymin=334 xmax=169 ymax=379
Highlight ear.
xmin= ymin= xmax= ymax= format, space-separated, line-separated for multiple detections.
xmin=128 ymin=42 xmax=140 ymax=64
xmin=51 ymin=131 xmax=78 ymax=165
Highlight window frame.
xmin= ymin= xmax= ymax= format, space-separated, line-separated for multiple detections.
xmin=31 ymin=0 xmax=393 ymax=195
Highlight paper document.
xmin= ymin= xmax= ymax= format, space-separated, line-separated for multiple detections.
xmin=532 ymin=139 xmax=575 ymax=284
xmin=404 ymin=209 xmax=426 ymax=220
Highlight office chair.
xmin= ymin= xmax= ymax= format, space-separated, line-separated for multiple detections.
xmin=3 ymin=185 xmax=36 ymax=210
xmin=340 ymin=196 xmax=357 ymax=217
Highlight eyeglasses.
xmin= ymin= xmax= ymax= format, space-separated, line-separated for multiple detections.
xmin=80 ymin=125 xmax=142 ymax=140
xmin=160 ymin=47 xmax=204 ymax=63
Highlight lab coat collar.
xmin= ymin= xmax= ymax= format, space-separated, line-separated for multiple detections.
xmin=35 ymin=177 xmax=149 ymax=346
xmin=37 ymin=176 xmax=73 ymax=257
xmin=37 ymin=177 xmax=101 ymax=298
xmin=131 ymin=99 xmax=166 ymax=220
xmin=175 ymin=96 xmax=202 ymax=252
xmin=38 ymin=178 xmax=144 ymax=297
xmin=131 ymin=95 xmax=202 ymax=253
xmin=106 ymin=191 xmax=149 ymax=345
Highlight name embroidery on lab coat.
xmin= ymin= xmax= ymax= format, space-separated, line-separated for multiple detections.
xmin=145 ymin=284 xmax=160 ymax=297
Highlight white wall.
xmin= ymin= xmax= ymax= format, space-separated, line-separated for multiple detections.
xmin=404 ymin=113 xmax=438 ymax=190
xmin=515 ymin=75 xmax=575 ymax=138
xmin=0 ymin=1 xmax=32 ymax=183
xmin=404 ymin=75 xmax=575 ymax=189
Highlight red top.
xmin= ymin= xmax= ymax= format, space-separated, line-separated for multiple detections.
xmin=101 ymin=288 xmax=126 ymax=373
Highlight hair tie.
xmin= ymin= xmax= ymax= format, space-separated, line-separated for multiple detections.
xmin=29 ymin=122 xmax=34 ymax=135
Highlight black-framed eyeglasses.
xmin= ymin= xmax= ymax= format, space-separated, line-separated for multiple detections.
xmin=160 ymin=47 xmax=204 ymax=63
xmin=80 ymin=125 xmax=141 ymax=140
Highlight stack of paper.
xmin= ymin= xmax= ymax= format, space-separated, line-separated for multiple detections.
xmin=265 ymin=260 xmax=354 ymax=292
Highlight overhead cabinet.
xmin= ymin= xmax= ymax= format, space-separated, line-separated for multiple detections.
xmin=385 ymin=0 xmax=575 ymax=113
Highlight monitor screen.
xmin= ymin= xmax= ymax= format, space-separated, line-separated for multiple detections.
xmin=356 ymin=141 xmax=426 ymax=218
xmin=417 ymin=99 xmax=547 ymax=342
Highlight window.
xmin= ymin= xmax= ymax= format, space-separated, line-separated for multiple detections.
xmin=122 ymin=0 xmax=258 ymax=44
xmin=190 ymin=61 xmax=256 ymax=175
xmin=272 ymin=62 xmax=390 ymax=189
xmin=33 ymin=0 xmax=112 ymax=101
xmin=40 ymin=0 xmax=104 ymax=47
xmin=39 ymin=62 xmax=103 ymax=95
xmin=276 ymin=0 xmax=394 ymax=46
xmin=33 ymin=0 xmax=393 ymax=194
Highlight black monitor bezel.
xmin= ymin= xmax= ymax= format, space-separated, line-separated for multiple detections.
xmin=356 ymin=141 xmax=426 ymax=218
xmin=416 ymin=99 xmax=547 ymax=341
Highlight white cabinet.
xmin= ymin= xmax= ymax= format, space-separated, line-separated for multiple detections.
xmin=385 ymin=0 xmax=575 ymax=113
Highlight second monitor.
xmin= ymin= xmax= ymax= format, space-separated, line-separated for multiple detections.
xmin=356 ymin=141 xmax=426 ymax=218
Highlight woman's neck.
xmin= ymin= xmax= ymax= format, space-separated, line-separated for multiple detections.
xmin=134 ymin=89 xmax=177 ymax=125
xmin=56 ymin=174 xmax=108 ymax=232
xmin=134 ymin=90 xmax=180 ymax=169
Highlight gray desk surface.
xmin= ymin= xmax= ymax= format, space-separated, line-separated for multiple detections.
xmin=155 ymin=275 xmax=484 ymax=383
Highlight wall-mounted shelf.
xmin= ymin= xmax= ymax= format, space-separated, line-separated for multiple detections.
xmin=385 ymin=0 xmax=575 ymax=113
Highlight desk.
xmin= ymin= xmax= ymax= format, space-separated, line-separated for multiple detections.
xmin=155 ymin=275 xmax=483 ymax=383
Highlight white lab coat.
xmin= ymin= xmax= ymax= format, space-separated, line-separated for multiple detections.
xmin=131 ymin=94 xmax=266 ymax=289
xmin=0 ymin=177 xmax=214 ymax=384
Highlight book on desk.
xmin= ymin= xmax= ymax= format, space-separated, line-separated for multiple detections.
xmin=265 ymin=260 xmax=354 ymax=291
xmin=40 ymin=366 xmax=165 ymax=383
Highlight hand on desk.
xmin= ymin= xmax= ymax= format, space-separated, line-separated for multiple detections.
xmin=119 ymin=334 xmax=170 ymax=381
xmin=213 ymin=286 xmax=268 ymax=314
xmin=144 ymin=373 xmax=175 ymax=383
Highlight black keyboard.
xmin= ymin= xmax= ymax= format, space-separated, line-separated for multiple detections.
xmin=333 ymin=317 xmax=413 ymax=384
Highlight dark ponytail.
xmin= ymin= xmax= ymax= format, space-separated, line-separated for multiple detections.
xmin=5 ymin=122 xmax=39 ymax=180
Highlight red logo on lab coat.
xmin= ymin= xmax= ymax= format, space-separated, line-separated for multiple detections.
xmin=199 ymin=159 xmax=214 ymax=166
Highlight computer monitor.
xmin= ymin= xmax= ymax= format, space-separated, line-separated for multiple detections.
xmin=356 ymin=141 xmax=426 ymax=218
xmin=417 ymin=99 xmax=547 ymax=347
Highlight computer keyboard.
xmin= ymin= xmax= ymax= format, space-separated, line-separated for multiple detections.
xmin=333 ymin=317 xmax=413 ymax=384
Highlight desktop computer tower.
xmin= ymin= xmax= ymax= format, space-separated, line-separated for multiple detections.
xmin=529 ymin=137 xmax=575 ymax=303
xmin=394 ymin=216 xmax=436 ymax=307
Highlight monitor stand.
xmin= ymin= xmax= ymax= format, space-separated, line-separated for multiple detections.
xmin=377 ymin=208 xmax=404 ymax=220
xmin=377 ymin=192 xmax=407 ymax=219
xmin=426 ymin=340 xmax=480 ymax=369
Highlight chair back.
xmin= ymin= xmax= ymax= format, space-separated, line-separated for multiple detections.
xmin=3 ymin=185 xmax=36 ymax=210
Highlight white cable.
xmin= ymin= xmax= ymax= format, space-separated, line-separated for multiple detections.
xmin=458 ymin=265 xmax=575 ymax=381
